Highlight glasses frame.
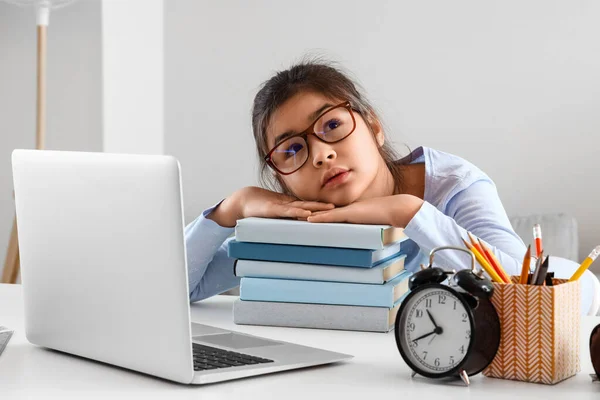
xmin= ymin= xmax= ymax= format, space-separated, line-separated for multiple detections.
xmin=264 ymin=101 xmax=357 ymax=175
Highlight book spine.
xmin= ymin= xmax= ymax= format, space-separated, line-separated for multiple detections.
xmin=236 ymin=218 xmax=405 ymax=250
xmin=233 ymin=299 xmax=392 ymax=332
xmin=235 ymin=259 xmax=384 ymax=284
xmin=228 ymin=241 xmax=376 ymax=268
xmin=239 ymin=272 xmax=410 ymax=308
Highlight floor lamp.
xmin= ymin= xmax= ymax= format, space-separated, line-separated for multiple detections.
xmin=1 ymin=0 xmax=76 ymax=284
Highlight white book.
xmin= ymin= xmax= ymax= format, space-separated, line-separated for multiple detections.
xmin=235 ymin=217 xmax=407 ymax=250
xmin=235 ymin=254 xmax=406 ymax=284
xmin=233 ymin=299 xmax=403 ymax=333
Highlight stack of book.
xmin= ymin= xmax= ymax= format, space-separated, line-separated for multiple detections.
xmin=228 ymin=217 xmax=414 ymax=333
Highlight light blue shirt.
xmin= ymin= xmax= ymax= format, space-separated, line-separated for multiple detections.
xmin=185 ymin=146 xmax=593 ymax=313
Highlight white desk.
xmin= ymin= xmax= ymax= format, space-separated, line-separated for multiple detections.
xmin=1 ymin=283 xmax=599 ymax=399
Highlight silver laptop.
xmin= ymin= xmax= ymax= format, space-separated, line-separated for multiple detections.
xmin=11 ymin=149 xmax=352 ymax=385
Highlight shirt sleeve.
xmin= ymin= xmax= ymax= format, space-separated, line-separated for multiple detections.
xmin=185 ymin=200 xmax=240 ymax=302
xmin=403 ymin=179 xmax=526 ymax=277
xmin=403 ymin=179 xmax=595 ymax=315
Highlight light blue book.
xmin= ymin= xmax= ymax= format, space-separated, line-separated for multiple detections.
xmin=234 ymin=254 xmax=407 ymax=284
xmin=234 ymin=295 xmax=409 ymax=333
xmin=239 ymin=270 xmax=412 ymax=308
xmin=228 ymin=239 xmax=410 ymax=268
xmin=235 ymin=217 xmax=407 ymax=250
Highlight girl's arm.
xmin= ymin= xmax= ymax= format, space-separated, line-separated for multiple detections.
xmin=404 ymin=180 xmax=526 ymax=275
xmin=185 ymin=201 xmax=240 ymax=302
xmin=405 ymin=179 xmax=596 ymax=315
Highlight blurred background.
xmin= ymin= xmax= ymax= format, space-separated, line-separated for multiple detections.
xmin=1 ymin=0 xmax=599 ymax=277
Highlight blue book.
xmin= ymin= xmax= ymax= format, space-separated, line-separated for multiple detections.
xmin=239 ymin=270 xmax=412 ymax=308
xmin=228 ymin=239 xmax=409 ymax=268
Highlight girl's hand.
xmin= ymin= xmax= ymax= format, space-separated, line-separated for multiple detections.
xmin=208 ymin=186 xmax=335 ymax=228
xmin=306 ymin=194 xmax=424 ymax=228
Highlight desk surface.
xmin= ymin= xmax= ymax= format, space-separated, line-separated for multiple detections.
xmin=1 ymin=283 xmax=599 ymax=399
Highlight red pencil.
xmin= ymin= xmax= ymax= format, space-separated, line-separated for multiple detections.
xmin=533 ymin=224 xmax=543 ymax=257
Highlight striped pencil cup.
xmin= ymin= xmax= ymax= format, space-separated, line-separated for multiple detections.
xmin=482 ymin=277 xmax=580 ymax=384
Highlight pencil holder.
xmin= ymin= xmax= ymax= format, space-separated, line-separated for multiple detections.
xmin=482 ymin=277 xmax=580 ymax=384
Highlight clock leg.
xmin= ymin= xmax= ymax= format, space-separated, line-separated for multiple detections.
xmin=411 ymin=371 xmax=417 ymax=378
xmin=459 ymin=370 xmax=470 ymax=386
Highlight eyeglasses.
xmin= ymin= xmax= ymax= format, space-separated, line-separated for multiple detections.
xmin=264 ymin=101 xmax=357 ymax=175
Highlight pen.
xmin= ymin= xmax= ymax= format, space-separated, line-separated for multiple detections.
xmin=533 ymin=224 xmax=543 ymax=258
xmin=530 ymin=251 xmax=544 ymax=285
xmin=477 ymin=238 xmax=511 ymax=283
xmin=534 ymin=256 xmax=549 ymax=285
xmin=519 ymin=245 xmax=531 ymax=284
xmin=569 ymin=245 xmax=600 ymax=282
xmin=462 ymin=238 xmax=506 ymax=283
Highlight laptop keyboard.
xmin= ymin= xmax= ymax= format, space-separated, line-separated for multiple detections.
xmin=192 ymin=343 xmax=274 ymax=371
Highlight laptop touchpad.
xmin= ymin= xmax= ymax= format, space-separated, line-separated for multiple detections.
xmin=195 ymin=333 xmax=281 ymax=349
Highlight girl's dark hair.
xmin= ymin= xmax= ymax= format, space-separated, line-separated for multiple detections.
xmin=251 ymin=57 xmax=406 ymax=196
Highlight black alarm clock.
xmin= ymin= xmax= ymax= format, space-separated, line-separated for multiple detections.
xmin=394 ymin=246 xmax=501 ymax=386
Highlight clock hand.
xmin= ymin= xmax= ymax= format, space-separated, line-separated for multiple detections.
xmin=426 ymin=310 xmax=439 ymax=329
xmin=412 ymin=330 xmax=436 ymax=342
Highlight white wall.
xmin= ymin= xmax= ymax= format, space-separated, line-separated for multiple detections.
xmin=102 ymin=0 xmax=164 ymax=155
xmin=165 ymin=0 xmax=600 ymax=268
xmin=0 ymin=1 xmax=103 ymax=277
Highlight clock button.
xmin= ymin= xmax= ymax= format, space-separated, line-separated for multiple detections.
xmin=409 ymin=267 xmax=447 ymax=289
xmin=453 ymin=269 xmax=494 ymax=298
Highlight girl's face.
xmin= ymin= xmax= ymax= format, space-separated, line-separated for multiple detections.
xmin=266 ymin=91 xmax=392 ymax=206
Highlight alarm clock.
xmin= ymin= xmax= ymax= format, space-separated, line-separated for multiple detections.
xmin=394 ymin=246 xmax=501 ymax=386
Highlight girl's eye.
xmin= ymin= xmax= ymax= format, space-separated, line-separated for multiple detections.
xmin=285 ymin=142 xmax=304 ymax=158
xmin=323 ymin=118 xmax=341 ymax=132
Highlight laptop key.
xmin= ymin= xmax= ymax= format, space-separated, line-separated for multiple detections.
xmin=192 ymin=343 xmax=274 ymax=370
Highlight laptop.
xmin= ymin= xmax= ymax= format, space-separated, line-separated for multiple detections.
xmin=11 ymin=149 xmax=352 ymax=385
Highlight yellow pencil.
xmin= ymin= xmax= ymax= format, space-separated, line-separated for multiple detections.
xmin=462 ymin=238 xmax=505 ymax=283
xmin=569 ymin=245 xmax=600 ymax=282
xmin=477 ymin=238 xmax=512 ymax=284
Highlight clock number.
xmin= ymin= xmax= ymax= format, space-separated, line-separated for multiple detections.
xmin=438 ymin=294 xmax=446 ymax=304
xmin=407 ymin=322 xmax=415 ymax=332
xmin=415 ymin=309 xmax=423 ymax=318
xmin=453 ymin=301 xmax=457 ymax=310
xmin=462 ymin=312 xmax=468 ymax=322
xmin=434 ymin=358 xmax=440 ymax=367
xmin=411 ymin=340 xmax=418 ymax=348
xmin=459 ymin=345 xmax=465 ymax=355
xmin=425 ymin=299 xmax=432 ymax=308
xmin=422 ymin=351 xmax=428 ymax=360
xmin=465 ymin=330 xmax=471 ymax=339
xmin=449 ymin=356 xmax=455 ymax=365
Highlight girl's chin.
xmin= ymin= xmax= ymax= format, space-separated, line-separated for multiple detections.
xmin=320 ymin=189 xmax=362 ymax=207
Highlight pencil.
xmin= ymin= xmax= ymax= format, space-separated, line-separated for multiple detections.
xmin=519 ymin=245 xmax=531 ymax=284
xmin=533 ymin=224 xmax=543 ymax=258
xmin=462 ymin=238 xmax=506 ymax=283
xmin=569 ymin=245 xmax=600 ymax=282
xmin=534 ymin=256 xmax=549 ymax=285
xmin=477 ymin=238 xmax=511 ymax=284
xmin=467 ymin=231 xmax=492 ymax=264
xmin=530 ymin=251 xmax=544 ymax=285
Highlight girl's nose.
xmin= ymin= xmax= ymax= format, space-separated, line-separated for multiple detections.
xmin=309 ymin=135 xmax=337 ymax=168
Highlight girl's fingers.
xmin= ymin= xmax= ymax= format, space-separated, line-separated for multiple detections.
xmin=274 ymin=205 xmax=312 ymax=219
xmin=287 ymin=201 xmax=335 ymax=211
xmin=307 ymin=209 xmax=345 ymax=223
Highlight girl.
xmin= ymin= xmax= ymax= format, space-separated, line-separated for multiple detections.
xmin=185 ymin=60 xmax=594 ymax=314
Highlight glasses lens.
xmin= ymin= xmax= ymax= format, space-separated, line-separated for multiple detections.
xmin=270 ymin=136 xmax=308 ymax=173
xmin=313 ymin=106 xmax=354 ymax=142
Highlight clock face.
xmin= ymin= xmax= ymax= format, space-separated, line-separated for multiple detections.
xmin=398 ymin=286 xmax=473 ymax=375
